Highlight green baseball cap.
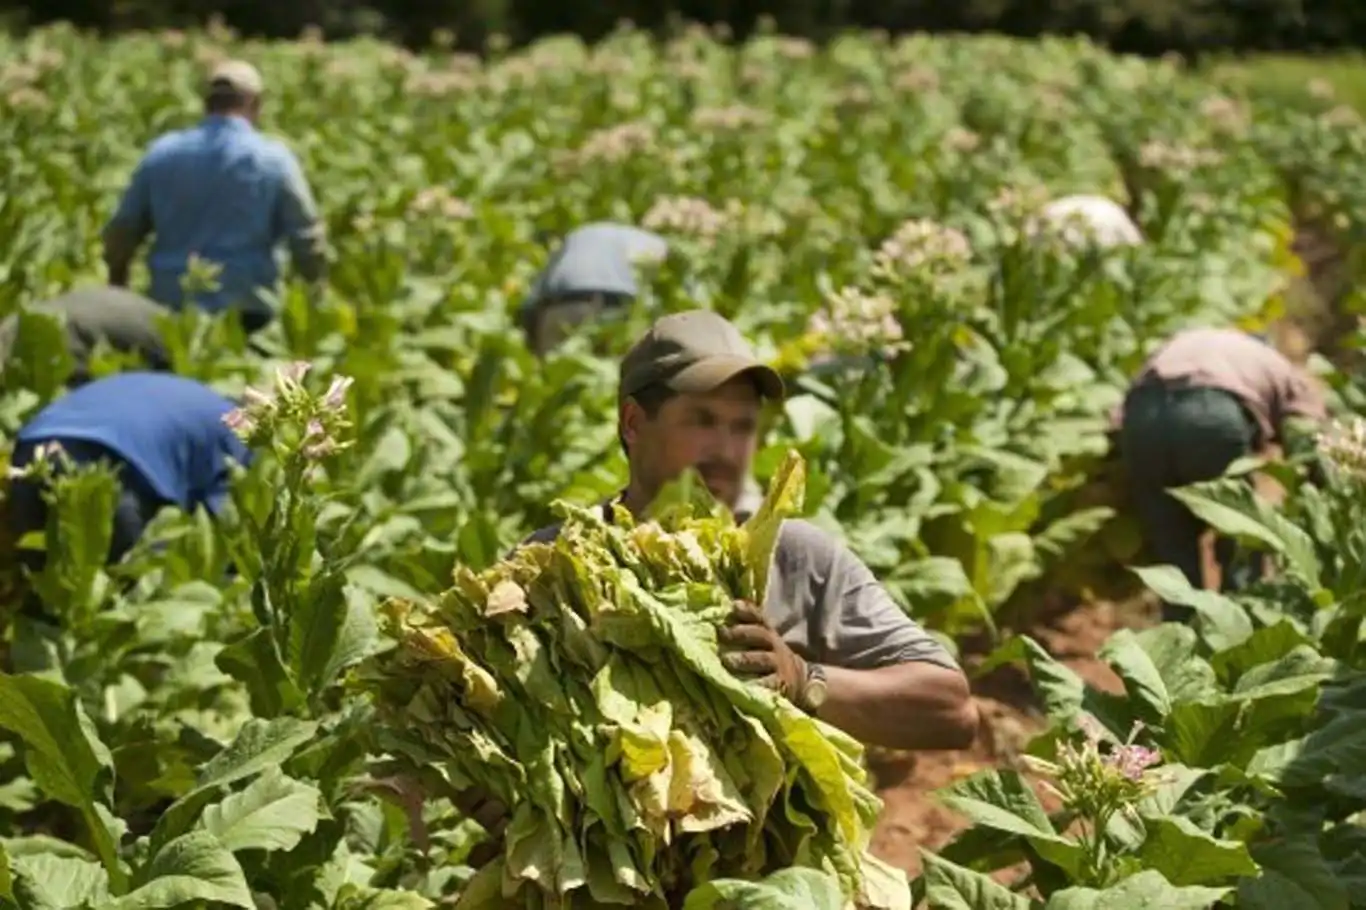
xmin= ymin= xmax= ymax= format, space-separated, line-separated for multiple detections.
xmin=619 ymin=310 xmax=785 ymax=403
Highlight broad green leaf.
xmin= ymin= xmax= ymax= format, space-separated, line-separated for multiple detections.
xmin=1131 ymin=565 xmax=1254 ymax=651
xmin=9 ymin=854 xmax=109 ymax=910
xmin=681 ymin=866 xmax=845 ymax=910
xmin=1212 ymin=621 xmax=1313 ymax=685
xmin=974 ymin=636 xmax=1084 ymax=719
xmin=150 ymin=717 xmax=319 ymax=851
xmin=889 ymin=556 xmax=974 ymax=604
xmin=920 ymin=852 xmax=1032 ymax=910
xmin=983 ymin=532 xmax=1041 ymax=608
xmin=1137 ymin=816 xmax=1259 ymax=886
xmin=1171 ymin=480 xmax=1321 ymax=584
xmin=936 ymin=770 xmax=1084 ymax=876
xmin=332 ymin=884 xmax=436 ymax=909
xmin=199 ymin=766 xmax=323 ymax=853
xmin=1275 ymin=712 xmax=1366 ymax=790
xmin=105 ymin=831 xmax=254 ymax=910
xmin=1131 ymin=624 xmax=1218 ymax=704
xmin=1044 ymin=870 xmax=1230 ymax=909
xmin=0 ymin=674 xmax=121 ymax=879
xmin=1231 ymin=646 xmax=1336 ymax=702
xmin=0 ymin=843 xmax=11 ymax=900
xmin=1099 ymin=629 xmax=1169 ymax=722
xmin=1237 ymin=836 xmax=1349 ymax=910
xmin=216 ymin=627 xmax=307 ymax=718
xmin=289 ymin=570 xmax=381 ymax=697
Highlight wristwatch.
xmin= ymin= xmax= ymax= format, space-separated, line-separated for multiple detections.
xmin=800 ymin=663 xmax=829 ymax=713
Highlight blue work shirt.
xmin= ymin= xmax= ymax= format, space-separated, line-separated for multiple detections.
xmin=17 ymin=372 xmax=253 ymax=516
xmin=103 ymin=115 xmax=326 ymax=318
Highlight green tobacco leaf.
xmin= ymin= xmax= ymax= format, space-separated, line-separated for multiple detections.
xmin=920 ymin=852 xmax=1033 ymax=910
xmin=290 ymin=569 xmax=381 ymax=697
xmin=1212 ymin=622 xmax=1313 ymax=686
xmin=1275 ymin=712 xmax=1366 ymax=790
xmin=1131 ymin=565 xmax=1254 ymax=651
xmin=1033 ymin=506 xmax=1115 ymax=562
xmin=936 ymin=770 xmax=1084 ymax=876
xmin=216 ymin=627 xmax=307 ymax=719
xmin=1137 ymin=816 xmax=1259 ymax=886
xmin=1171 ymin=480 xmax=1321 ymax=584
xmin=681 ymin=866 xmax=846 ymax=910
xmin=1099 ymin=629 xmax=1170 ymax=723
xmin=199 ymin=766 xmax=322 ymax=853
xmin=1043 ymin=869 xmax=1231 ymax=909
xmin=150 ymin=717 xmax=319 ymax=852
xmin=1231 ymin=646 xmax=1335 ymax=702
xmin=1165 ymin=700 xmax=1248 ymax=770
xmin=975 ymin=636 xmax=1084 ymax=719
xmin=4 ymin=308 xmax=75 ymax=403
xmin=889 ymin=556 xmax=975 ymax=605
xmin=983 ymin=532 xmax=1042 ymax=609
xmin=0 ymin=674 xmax=121 ymax=881
xmin=32 ymin=463 xmax=121 ymax=624
xmin=332 ymin=883 xmax=436 ymax=908
xmin=105 ymin=831 xmax=254 ymax=910
xmin=739 ymin=449 xmax=806 ymax=604
xmin=0 ymin=843 xmax=11 ymax=900
xmin=9 ymin=853 xmax=109 ymax=910
xmin=1237 ymin=835 xmax=1349 ymax=910
xmin=1131 ymin=625 xmax=1218 ymax=704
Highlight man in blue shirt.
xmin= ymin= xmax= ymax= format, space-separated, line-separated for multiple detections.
xmin=101 ymin=60 xmax=328 ymax=333
xmin=6 ymin=372 xmax=253 ymax=569
xmin=518 ymin=222 xmax=669 ymax=356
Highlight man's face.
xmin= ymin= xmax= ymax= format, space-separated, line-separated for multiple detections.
xmin=622 ymin=376 xmax=762 ymax=509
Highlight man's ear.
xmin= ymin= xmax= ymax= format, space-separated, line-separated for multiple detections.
xmin=620 ymin=397 xmax=648 ymax=451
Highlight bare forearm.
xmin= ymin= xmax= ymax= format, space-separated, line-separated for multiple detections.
xmin=816 ymin=662 xmax=979 ymax=751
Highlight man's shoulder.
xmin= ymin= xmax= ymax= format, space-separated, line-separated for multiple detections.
xmin=774 ymin=518 xmax=846 ymax=564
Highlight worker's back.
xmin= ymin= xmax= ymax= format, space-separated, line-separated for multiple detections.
xmin=135 ymin=116 xmax=295 ymax=313
xmin=17 ymin=372 xmax=251 ymax=513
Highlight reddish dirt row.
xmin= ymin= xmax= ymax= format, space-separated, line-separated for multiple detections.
xmin=865 ymin=597 xmax=1150 ymax=878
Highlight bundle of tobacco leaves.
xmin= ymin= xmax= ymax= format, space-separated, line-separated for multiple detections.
xmin=360 ymin=451 xmax=909 ymax=910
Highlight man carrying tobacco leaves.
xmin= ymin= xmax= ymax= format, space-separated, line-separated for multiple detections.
xmin=382 ymin=309 xmax=979 ymax=865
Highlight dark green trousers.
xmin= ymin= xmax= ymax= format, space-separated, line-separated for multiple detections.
xmin=1120 ymin=382 xmax=1263 ymax=620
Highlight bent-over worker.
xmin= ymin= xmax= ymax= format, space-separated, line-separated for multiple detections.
xmin=7 ymin=372 xmax=253 ymax=573
xmin=0 ymin=286 xmax=172 ymax=387
xmin=1116 ymin=327 xmax=1326 ymax=614
xmin=519 ymin=222 xmax=668 ymax=356
xmin=102 ymin=59 xmax=327 ymax=333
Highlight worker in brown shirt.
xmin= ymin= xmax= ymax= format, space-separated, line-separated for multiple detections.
xmin=1117 ymin=327 xmax=1327 ymax=616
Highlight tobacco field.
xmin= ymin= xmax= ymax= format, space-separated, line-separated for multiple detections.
xmin=2 ymin=18 xmax=1366 ymax=910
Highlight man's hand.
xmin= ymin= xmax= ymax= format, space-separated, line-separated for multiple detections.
xmin=717 ymin=600 xmax=807 ymax=701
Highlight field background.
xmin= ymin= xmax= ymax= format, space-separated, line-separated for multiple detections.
xmin=2 ymin=14 xmax=1366 ymax=910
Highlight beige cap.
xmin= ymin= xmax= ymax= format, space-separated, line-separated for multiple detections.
xmin=619 ymin=310 xmax=785 ymax=403
xmin=207 ymin=59 xmax=264 ymax=97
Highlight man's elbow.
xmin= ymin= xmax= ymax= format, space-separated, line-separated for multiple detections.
xmin=928 ymin=665 xmax=979 ymax=749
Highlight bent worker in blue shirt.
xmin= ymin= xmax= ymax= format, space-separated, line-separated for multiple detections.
xmin=101 ymin=59 xmax=328 ymax=334
xmin=518 ymin=222 xmax=669 ymax=356
xmin=7 ymin=372 xmax=253 ymax=570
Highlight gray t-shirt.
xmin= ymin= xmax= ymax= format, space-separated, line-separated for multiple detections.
xmin=521 ymin=506 xmax=957 ymax=672
xmin=521 ymin=223 xmax=668 ymax=314
xmin=0 ymin=287 xmax=171 ymax=383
